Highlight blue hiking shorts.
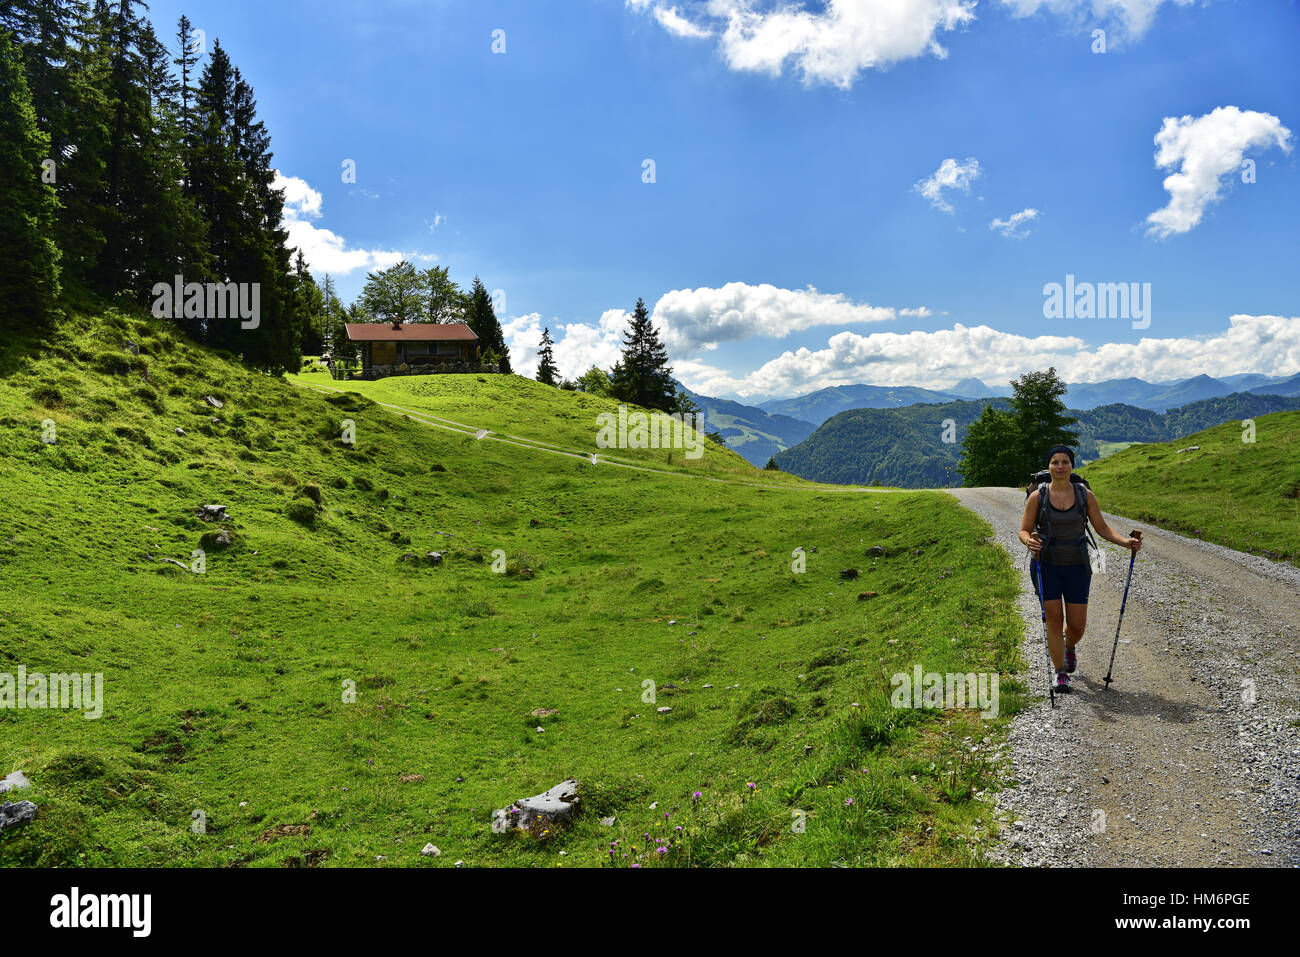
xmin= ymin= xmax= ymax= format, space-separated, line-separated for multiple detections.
xmin=1030 ymin=560 xmax=1091 ymax=605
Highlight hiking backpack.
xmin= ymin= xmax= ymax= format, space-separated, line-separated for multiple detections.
xmin=1025 ymin=471 xmax=1098 ymax=560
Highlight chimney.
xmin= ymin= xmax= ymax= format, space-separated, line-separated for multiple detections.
xmin=392 ymin=318 xmax=403 ymax=331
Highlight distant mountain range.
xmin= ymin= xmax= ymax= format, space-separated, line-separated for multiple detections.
xmin=686 ymin=372 xmax=1300 ymax=466
xmin=768 ymin=392 xmax=1300 ymax=488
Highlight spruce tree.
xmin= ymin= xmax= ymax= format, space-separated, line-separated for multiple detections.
xmin=610 ymin=297 xmax=675 ymax=412
xmin=465 ymin=277 xmax=511 ymax=373
xmin=173 ymin=14 xmax=198 ymax=191
xmin=87 ymin=0 xmax=152 ymax=294
xmin=535 ymin=327 xmax=558 ymax=385
xmin=0 ymin=27 xmax=62 ymax=327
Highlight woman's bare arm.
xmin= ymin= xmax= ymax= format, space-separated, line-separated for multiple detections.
xmin=1086 ymin=489 xmax=1142 ymax=551
xmin=1019 ymin=490 xmax=1042 ymax=554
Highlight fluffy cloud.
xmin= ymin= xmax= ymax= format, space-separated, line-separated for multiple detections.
xmin=670 ymin=313 xmax=1300 ymax=398
xmin=1000 ymin=0 xmax=1194 ymax=41
xmin=990 ymin=207 xmax=1040 ymax=237
xmin=648 ymin=282 xmax=926 ymax=354
xmin=273 ymin=172 xmax=426 ymax=275
xmin=654 ymin=5 xmax=713 ymax=37
xmin=1144 ymin=107 xmax=1293 ymax=238
xmin=628 ymin=0 xmax=976 ymax=88
xmin=914 ymin=157 xmax=981 ymax=213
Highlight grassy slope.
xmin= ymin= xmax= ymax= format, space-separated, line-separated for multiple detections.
xmin=0 ymin=306 xmax=1027 ymax=867
xmin=1079 ymin=410 xmax=1300 ymax=565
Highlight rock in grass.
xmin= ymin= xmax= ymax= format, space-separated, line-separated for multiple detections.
xmin=204 ymin=395 xmax=225 ymax=409
xmin=200 ymin=528 xmax=234 ymax=550
xmin=0 ymin=801 xmax=37 ymax=831
xmin=867 ymin=546 xmax=885 ymax=556
xmin=0 ymin=771 xmax=30 ymax=794
xmin=839 ymin=568 xmax=859 ymax=579
xmin=491 ymin=779 xmax=580 ymax=835
xmin=196 ymin=504 xmax=228 ymax=521
xmin=421 ymin=844 xmax=440 ymax=857
xmin=857 ymin=592 xmax=878 ymax=600
xmin=426 ymin=551 xmax=443 ymax=565
xmin=175 ymin=427 xmax=186 ymax=436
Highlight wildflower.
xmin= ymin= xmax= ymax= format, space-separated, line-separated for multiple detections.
xmin=844 ymin=798 xmax=854 ymax=806
xmin=692 ymin=791 xmax=702 ymax=802
xmin=656 ymin=846 xmax=668 ymax=855
xmin=664 ymin=812 xmax=670 ymax=822
xmin=746 ymin=782 xmax=756 ymax=791
xmin=631 ymin=863 xmax=640 ymax=868
xmin=674 ymin=825 xmax=683 ymax=832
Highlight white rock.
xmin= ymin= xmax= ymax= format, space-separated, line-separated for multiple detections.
xmin=421 ymin=843 xmax=440 ymax=857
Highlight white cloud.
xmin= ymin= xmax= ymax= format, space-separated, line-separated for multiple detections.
xmin=649 ymin=281 xmax=924 ymax=354
xmin=654 ymin=5 xmax=712 ymax=38
xmin=990 ymin=207 xmax=1040 ymax=237
xmin=669 ymin=313 xmax=1300 ymax=398
xmin=1145 ymin=107 xmax=1293 ymax=239
xmin=1000 ymin=0 xmax=1194 ymax=41
xmin=628 ymin=0 xmax=976 ymax=88
xmin=915 ymin=157 xmax=981 ymax=213
xmin=273 ymin=171 xmax=429 ymax=276
xmin=502 ymin=312 xmax=546 ymax=375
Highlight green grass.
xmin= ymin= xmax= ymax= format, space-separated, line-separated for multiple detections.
xmin=1093 ymin=440 xmax=1139 ymax=459
xmin=1080 ymin=410 xmax=1300 ymax=565
xmin=0 ymin=305 xmax=1029 ymax=867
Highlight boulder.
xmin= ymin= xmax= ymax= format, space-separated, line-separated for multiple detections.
xmin=196 ymin=504 xmax=228 ymax=522
xmin=0 ymin=771 xmax=30 ymax=794
xmin=426 ymin=551 xmax=443 ymax=565
xmin=0 ymin=801 xmax=37 ymax=832
xmin=204 ymin=395 xmax=225 ymax=409
xmin=491 ymin=778 xmax=580 ymax=835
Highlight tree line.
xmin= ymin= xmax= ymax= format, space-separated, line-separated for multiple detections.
xmin=0 ymin=2 xmax=324 ymax=371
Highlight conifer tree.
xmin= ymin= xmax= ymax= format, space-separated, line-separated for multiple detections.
xmin=535 ymin=327 xmax=558 ymax=385
xmin=465 ymin=277 xmax=511 ymax=373
xmin=610 ymin=297 xmax=675 ymax=412
xmin=0 ymin=27 xmax=62 ymax=327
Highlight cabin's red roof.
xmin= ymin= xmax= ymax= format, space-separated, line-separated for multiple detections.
xmin=345 ymin=322 xmax=478 ymax=342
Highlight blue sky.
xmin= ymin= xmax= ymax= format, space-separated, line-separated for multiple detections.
xmin=144 ymin=0 xmax=1299 ymax=400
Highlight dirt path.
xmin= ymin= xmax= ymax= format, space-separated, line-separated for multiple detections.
xmin=949 ymin=487 xmax=1300 ymax=867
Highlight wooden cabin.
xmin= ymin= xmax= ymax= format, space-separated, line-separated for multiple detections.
xmin=344 ymin=321 xmax=480 ymax=376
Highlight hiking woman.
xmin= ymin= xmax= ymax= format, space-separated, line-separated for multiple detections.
xmin=1018 ymin=445 xmax=1142 ymax=693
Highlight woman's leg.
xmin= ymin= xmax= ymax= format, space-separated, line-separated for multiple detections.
xmin=1064 ymin=601 xmax=1088 ymax=648
xmin=1045 ymin=598 xmax=1066 ymax=670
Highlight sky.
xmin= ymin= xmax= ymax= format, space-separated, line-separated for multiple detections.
xmin=143 ymin=0 xmax=1299 ymax=401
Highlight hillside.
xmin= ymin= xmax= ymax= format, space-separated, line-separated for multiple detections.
xmin=0 ymin=305 xmax=1028 ymax=868
xmin=774 ymin=394 xmax=1300 ymax=488
xmin=1078 ymin=410 xmax=1300 ymax=565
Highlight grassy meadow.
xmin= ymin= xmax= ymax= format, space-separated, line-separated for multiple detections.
xmin=1080 ymin=411 xmax=1300 ymax=566
xmin=0 ymin=306 xmax=1030 ymax=867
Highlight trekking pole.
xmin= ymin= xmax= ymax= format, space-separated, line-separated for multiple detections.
xmin=1103 ymin=530 xmax=1142 ymax=688
xmin=1030 ymin=534 xmax=1055 ymax=709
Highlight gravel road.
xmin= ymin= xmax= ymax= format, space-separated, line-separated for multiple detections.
xmin=948 ymin=487 xmax=1300 ymax=867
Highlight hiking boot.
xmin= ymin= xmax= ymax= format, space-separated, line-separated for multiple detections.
xmin=1054 ymin=670 xmax=1071 ymax=693
xmin=1065 ymin=645 xmax=1077 ymax=673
